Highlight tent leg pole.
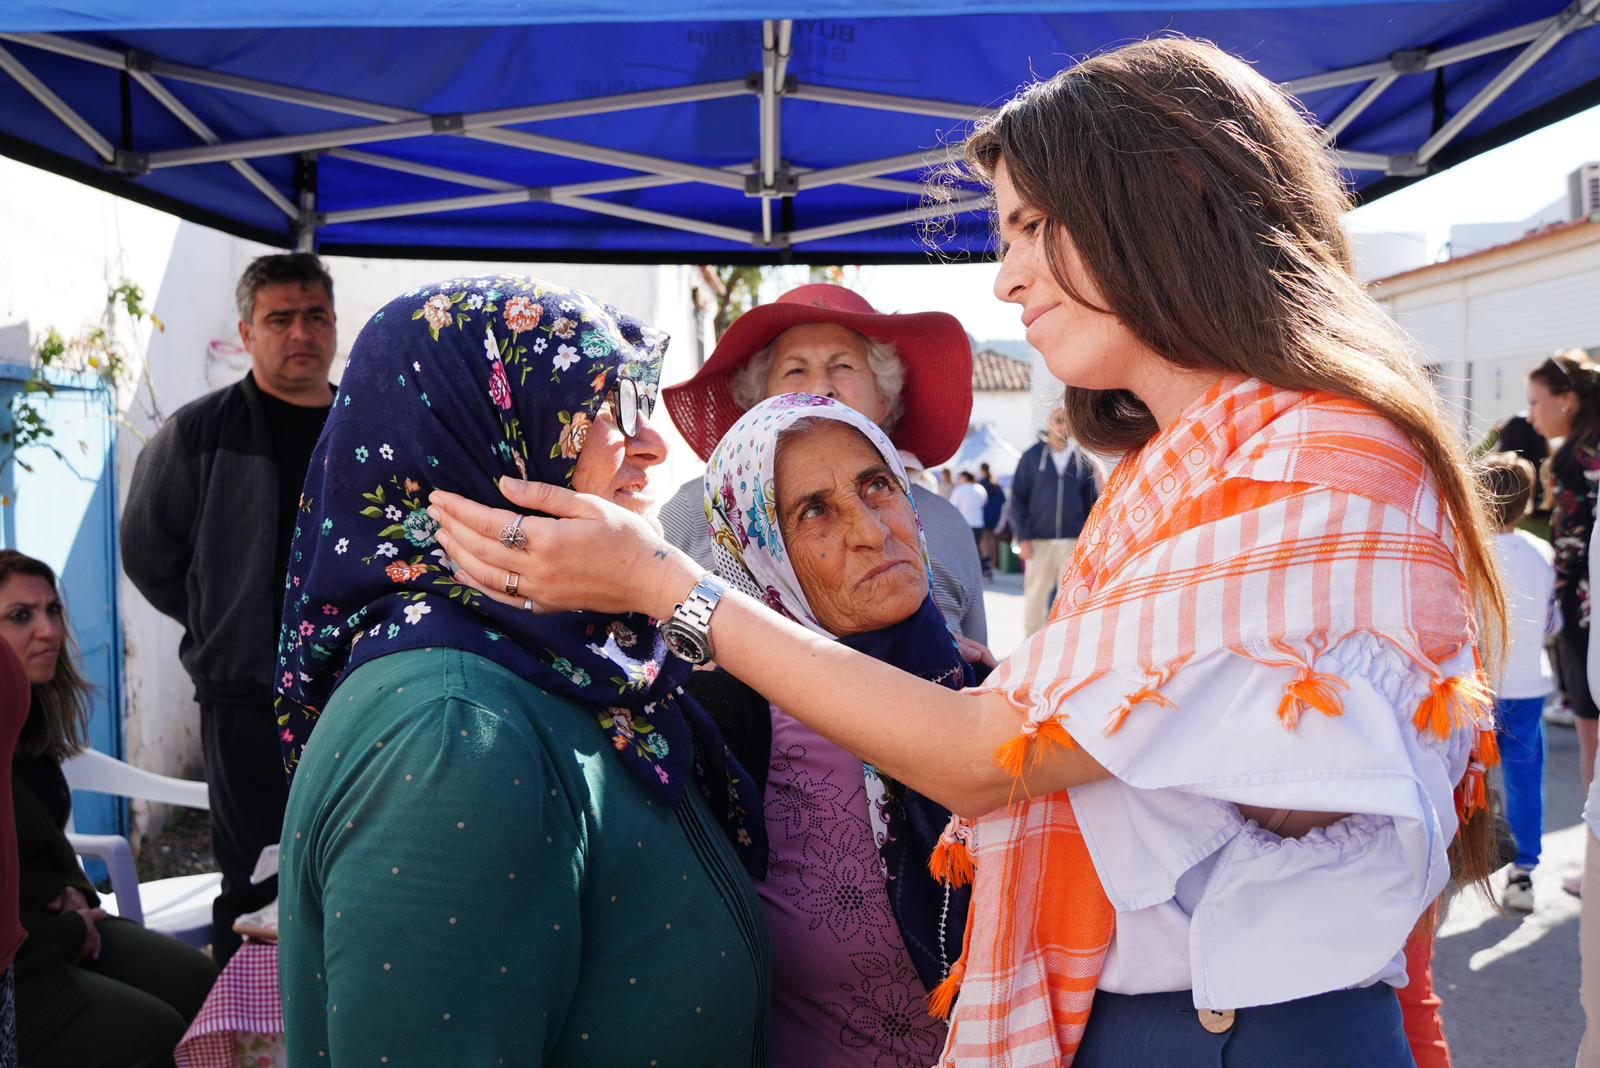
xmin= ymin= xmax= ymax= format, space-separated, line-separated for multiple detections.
xmin=1417 ymin=0 xmax=1600 ymax=165
xmin=753 ymin=18 xmax=794 ymax=247
xmin=295 ymin=152 xmax=319 ymax=252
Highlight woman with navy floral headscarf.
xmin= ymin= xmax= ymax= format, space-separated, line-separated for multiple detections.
xmin=275 ymin=276 xmax=769 ymax=1067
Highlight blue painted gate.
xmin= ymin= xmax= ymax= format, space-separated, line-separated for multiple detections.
xmin=0 ymin=360 xmax=127 ymax=844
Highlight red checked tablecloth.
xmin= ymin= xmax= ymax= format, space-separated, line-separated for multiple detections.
xmin=174 ymin=939 xmax=284 ymax=1068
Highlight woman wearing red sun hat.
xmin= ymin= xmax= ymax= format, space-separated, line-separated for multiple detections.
xmin=657 ymin=283 xmax=987 ymax=644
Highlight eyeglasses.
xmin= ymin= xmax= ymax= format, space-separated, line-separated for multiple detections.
xmin=605 ymin=375 xmax=656 ymax=439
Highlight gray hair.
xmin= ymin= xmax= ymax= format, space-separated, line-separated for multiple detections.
xmin=729 ymin=329 xmax=906 ymax=432
xmin=235 ymin=252 xmax=335 ymax=322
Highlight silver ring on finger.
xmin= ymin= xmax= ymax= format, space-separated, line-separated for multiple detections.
xmin=498 ymin=515 xmax=528 ymax=550
xmin=522 ymin=598 xmax=535 ymax=612
xmin=503 ymin=570 xmax=521 ymax=596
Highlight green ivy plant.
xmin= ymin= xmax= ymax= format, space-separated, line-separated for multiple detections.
xmin=2 ymin=280 xmax=163 ymax=486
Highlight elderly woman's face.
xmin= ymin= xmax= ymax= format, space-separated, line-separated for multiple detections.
xmin=762 ymin=324 xmax=889 ymax=426
xmin=775 ymin=421 xmax=927 ymax=636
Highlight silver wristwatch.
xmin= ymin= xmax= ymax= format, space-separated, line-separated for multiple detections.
xmin=662 ymin=573 xmax=727 ymax=665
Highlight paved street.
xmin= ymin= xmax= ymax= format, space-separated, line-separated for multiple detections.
xmin=1437 ymin=718 xmax=1585 ymax=1067
xmin=981 ymin=573 xmax=1587 ymax=1067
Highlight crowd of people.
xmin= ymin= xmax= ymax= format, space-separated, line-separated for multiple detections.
xmin=0 ymin=29 xmax=1597 ymax=1068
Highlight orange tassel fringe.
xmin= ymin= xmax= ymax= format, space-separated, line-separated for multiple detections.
xmin=1276 ymin=669 xmax=1348 ymax=731
xmin=994 ymin=733 xmax=1032 ymax=779
xmin=1475 ymin=726 xmax=1501 ymax=769
xmin=929 ymin=816 xmax=975 ymax=888
xmin=1456 ymin=761 xmax=1489 ymax=822
xmin=929 ymin=839 xmax=975 ymax=888
xmin=927 ymin=958 xmax=967 ymax=1020
xmin=1103 ymin=685 xmax=1176 ymax=736
xmin=994 ymin=717 xmax=1077 ymax=778
xmin=1413 ymin=673 xmax=1492 ymax=742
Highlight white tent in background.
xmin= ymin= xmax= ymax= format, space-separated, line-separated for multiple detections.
xmin=947 ymin=423 xmax=1022 ymax=483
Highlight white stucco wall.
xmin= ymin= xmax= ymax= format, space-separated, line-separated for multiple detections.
xmin=0 ymin=155 xmax=230 ymax=804
xmin=969 ymin=389 xmax=1042 ymax=457
xmin=1373 ymin=225 xmax=1600 ymax=441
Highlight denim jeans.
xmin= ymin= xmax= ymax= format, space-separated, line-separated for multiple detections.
xmin=1497 ymin=695 xmax=1548 ymax=869
xmin=1076 ymin=983 xmax=1411 ymax=1066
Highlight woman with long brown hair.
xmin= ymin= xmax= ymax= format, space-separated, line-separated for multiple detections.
xmin=427 ymin=37 xmax=1504 ymax=1066
xmin=0 ymin=550 xmax=216 ymax=1066
xmin=1528 ymin=349 xmax=1600 ymax=857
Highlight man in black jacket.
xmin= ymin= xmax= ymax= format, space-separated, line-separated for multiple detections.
xmin=121 ymin=253 xmax=337 ymax=963
xmin=1010 ymin=407 xmax=1103 ymax=635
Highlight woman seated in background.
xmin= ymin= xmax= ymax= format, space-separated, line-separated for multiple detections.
xmin=0 ymin=550 xmax=217 ymax=1068
xmin=274 ymin=275 xmax=769 ymax=1067
xmin=688 ymin=395 xmax=977 ymax=1068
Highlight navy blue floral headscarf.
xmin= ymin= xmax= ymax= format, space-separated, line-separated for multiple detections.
xmin=274 ymin=275 xmax=760 ymax=866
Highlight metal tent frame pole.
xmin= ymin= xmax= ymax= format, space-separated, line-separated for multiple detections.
xmin=1417 ymin=0 xmax=1600 ymax=165
xmin=755 ymin=19 xmax=794 ymax=245
xmin=0 ymin=42 xmax=114 ymax=163
xmin=1278 ymin=13 xmax=1568 ymax=95
xmin=129 ymin=81 xmax=752 ymax=173
xmin=1320 ymin=73 xmax=1400 ymax=146
xmin=128 ymin=68 xmax=296 ymax=218
xmin=2 ymin=8 xmax=1597 ymax=254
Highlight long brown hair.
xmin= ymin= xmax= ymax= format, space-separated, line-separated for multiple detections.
xmin=0 ymin=550 xmax=93 ymax=762
xmin=951 ymin=37 xmax=1506 ymax=885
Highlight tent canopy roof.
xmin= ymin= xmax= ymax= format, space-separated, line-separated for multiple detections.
xmin=2 ymin=1 xmax=1597 ymax=263
xmin=950 ymin=423 xmax=1024 ymax=479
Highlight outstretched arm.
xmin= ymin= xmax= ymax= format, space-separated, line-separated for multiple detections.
xmin=427 ymin=479 xmax=1106 ymax=816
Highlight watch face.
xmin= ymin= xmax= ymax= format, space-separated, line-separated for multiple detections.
xmin=663 ymin=623 xmax=708 ymax=664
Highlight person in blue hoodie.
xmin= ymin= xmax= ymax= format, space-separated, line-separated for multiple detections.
xmin=1010 ymin=408 xmax=1104 ymax=634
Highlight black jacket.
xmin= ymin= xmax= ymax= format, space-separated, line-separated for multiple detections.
xmin=121 ymin=372 xmax=290 ymax=703
xmin=12 ymin=742 xmax=100 ymax=1052
xmin=1009 ymin=438 xmax=1100 ymax=542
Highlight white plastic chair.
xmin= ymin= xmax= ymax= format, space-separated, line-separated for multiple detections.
xmin=61 ymin=748 xmax=220 ymax=949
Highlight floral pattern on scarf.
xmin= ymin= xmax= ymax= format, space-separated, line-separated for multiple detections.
xmin=274 ymin=276 xmax=758 ymax=857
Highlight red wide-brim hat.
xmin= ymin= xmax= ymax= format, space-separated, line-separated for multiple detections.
xmin=663 ymin=283 xmax=973 ymax=466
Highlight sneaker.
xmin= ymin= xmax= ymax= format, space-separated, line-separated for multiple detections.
xmin=1504 ymin=867 xmax=1535 ymax=912
xmin=1545 ymin=702 xmax=1576 ymax=727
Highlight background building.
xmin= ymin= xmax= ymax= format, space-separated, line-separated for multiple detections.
xmin=1370 ymin=162 xmax=1600 ymax=441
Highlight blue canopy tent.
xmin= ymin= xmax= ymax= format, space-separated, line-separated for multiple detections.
xmin=1 ymin=2 xmax=1597 ymax=263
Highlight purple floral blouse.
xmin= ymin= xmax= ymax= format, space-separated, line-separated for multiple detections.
xmin=757 ymin=705 xmax=947 ymax=1068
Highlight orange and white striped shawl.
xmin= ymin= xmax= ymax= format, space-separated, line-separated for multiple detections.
xmin=934 ymin=376 xmax=1495 ymax=1067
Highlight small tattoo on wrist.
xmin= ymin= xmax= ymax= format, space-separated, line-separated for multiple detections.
xmin=653 ymin=548 xmax=670 ymax=560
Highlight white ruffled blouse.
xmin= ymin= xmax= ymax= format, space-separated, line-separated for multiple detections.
xmin=1045 ymin=631 xmax=1473 ymax=1011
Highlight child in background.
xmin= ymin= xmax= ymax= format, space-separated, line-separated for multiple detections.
xmin=1481 ymin=452 xmax=1558 ymax=911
